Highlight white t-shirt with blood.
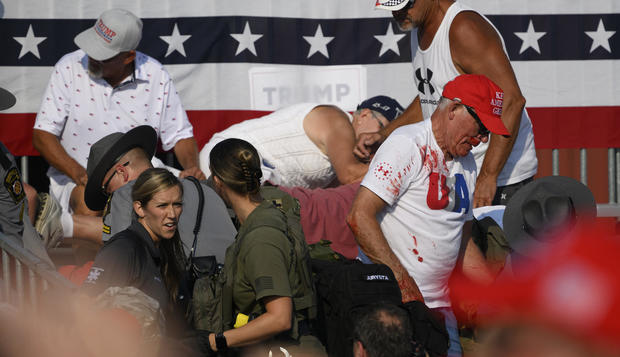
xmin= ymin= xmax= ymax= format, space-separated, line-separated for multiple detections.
xmin=361 ymin=120 xmax=476 ymax=308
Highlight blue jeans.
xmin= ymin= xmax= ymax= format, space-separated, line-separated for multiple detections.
xmin=357 ymin=247 xmax=372 ymax=263
xmin=433 ymin=307 xmax=462 ymax=357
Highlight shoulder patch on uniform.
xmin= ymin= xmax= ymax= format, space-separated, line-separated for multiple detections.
xmin=255 ymin=276 xmax=274 ymax=292
xmin=102 ymin=198 xmax=112 ymax=235
xmin=4 ymin=167 xmax=25 ymax=204
xmin=85 ymin=267 xmax=105 ymax=284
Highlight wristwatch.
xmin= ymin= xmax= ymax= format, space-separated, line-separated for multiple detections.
xmin=215 ymin=332 xmax=228 ymax=351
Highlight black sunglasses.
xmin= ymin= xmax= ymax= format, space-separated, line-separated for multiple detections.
xmin=101 ymin=161 xmax=130 ymax=195
xmin=463 ymin=105 xmax=490 ymax=137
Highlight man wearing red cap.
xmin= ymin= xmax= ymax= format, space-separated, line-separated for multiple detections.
xmin=348 ymin=74 xmax=503 ymax=356
xmin=356 ymin=0 xmax=538 ymax=209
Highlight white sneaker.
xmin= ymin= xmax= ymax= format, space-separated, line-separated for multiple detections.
xmin=34 ymin=193 xmax=64 ymax=248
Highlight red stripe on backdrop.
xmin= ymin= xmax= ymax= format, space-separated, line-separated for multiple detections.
xmin=0 ymin=111 xmax=270 ymax=156
xmin=2 ymin=106 xmax=619 ymax=156
xmin=0 ymin=113 xmax=36 ymax=156
xmin=528 ymin=106 xmax=620 ymax=149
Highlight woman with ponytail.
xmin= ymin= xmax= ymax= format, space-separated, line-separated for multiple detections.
xmin=204 ymin=138 xmax=324 ymax=356
xmin=82 ymin=168 xmax=192 ymax=340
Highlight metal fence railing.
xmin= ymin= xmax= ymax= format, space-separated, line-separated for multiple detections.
xmin=0 ymin=233 xmax=75 ymax=310
xmin=534 ymin=148 xmax=620 ymax=205
xmin=17 ymin=148 xmax=620 ymax=217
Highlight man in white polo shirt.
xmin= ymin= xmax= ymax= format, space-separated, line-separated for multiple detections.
xmin=33 ymin=9 xmax=204 ymax=240
xmin=348 ymin=74 xmax=499 ymax=356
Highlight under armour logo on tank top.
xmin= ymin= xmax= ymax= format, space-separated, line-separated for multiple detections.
xmin=415 ymin=68 xmax=435 ymax=95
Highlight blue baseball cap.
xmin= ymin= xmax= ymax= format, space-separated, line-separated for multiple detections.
xmin=357 ymin=95 xmax=405 ymax=122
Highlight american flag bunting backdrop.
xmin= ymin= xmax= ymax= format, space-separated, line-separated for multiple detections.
xmin=0 ymin=0 xmax=618 ymax=156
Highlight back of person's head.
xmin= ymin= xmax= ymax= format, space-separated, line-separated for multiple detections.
xmin=132 ymin=167 xmax=182 ymax=206
xmin=209 ymin=138 xmax=262 ymax=196
xmin=353 ymin=304 xmax=414 ymax=357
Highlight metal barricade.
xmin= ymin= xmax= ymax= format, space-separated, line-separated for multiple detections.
xmin=0 ymin=233 xmax=75 ymax=310
xmin=550 ymin=148 xmax=619 ymax=204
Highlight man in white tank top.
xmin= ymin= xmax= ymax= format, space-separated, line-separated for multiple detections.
xmin=355 ymin=0 xmax=538 ymax=208
xmin=199 ymin=96 xmax=404 ymax=189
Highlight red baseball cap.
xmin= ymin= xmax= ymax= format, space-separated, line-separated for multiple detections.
xmin=442 ymin=74 xmax=510 ymax=136
xmin=450 ymin=225 xmax=620 ymax=352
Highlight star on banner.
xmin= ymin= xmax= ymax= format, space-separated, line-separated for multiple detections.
xmin=585 ymin=19 xmax=615 ymax=53
xmin=160 ymin=23 xmax=191 ymax=57
xmin=514 ymin=20 xmax=546 ymax=54
xmin=303 ymin=25 xmax=334 ymax=59
xmin=230 ymin=22 xmax=263 ymax=56
xmin=13 ymin=24 xmax=46 ymax=59
xmin=374 ymin=23 xmax=406 ymax=57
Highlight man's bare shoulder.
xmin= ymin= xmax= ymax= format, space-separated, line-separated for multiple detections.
xmin=308 ymin=105 xmax=349 ymax=121
xmin=304 ymin=105 xmax=351 ymax=133
xmin=449 ymin=10 xmax=508 ymax=75
xmin=304 ymin=105 xmax=352 ymax=142
xmin=450 ymin=10 xmax=502 ymax=49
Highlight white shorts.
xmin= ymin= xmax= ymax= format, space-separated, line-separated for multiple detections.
xmin=48 ymin=174 xmax=76 ymax=214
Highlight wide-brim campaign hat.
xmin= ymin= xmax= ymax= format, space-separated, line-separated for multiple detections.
xmin=0 ymin=87 xmax=17 ymax=111
xmin=503 ymin=176 xmax=596 ymax=256
xmin=84 ymin=125 xmax=156 ymax=211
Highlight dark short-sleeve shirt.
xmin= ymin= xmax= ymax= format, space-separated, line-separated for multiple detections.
xmin=102 ymin=178 xmax=236 ymax=264
xmin=230 ymin=202 xmax=293 ymax=316
xmin=82 ymin=221 xmax=169 ymax=311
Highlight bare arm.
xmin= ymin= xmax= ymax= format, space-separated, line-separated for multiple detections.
xmin=456 ymin=221 xmax=494 ymax=285
xmin=353 ymin=96 xmax=423 ymax=160
xmin=32 ymin=129 xmax=87 ymax=185
xmin=173 ymin=137 xmax=206 ymax=180
xmin=451 ymin=12 xmax=527 ymax=207
xmin=306 ymin=106 xmax=369 ymax=185
xmin=72 ymin=215 xmax=104 ymax=244
xmin=209 ymin=296 xmax=292 ymax=350
xmin=347 ymin=186 xmax=424 ymax=303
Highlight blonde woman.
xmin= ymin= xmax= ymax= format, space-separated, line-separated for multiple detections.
xmin=83 ymin=168 xmax=189 ymax=338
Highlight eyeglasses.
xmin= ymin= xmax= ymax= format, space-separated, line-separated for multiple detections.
xmin=101 ymin=161 xmax=130 ymax=195
xmin=370 ymin=111 xmax=386 ymax=129
xmin=463 ymin=105 xmax=490 ymax=137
